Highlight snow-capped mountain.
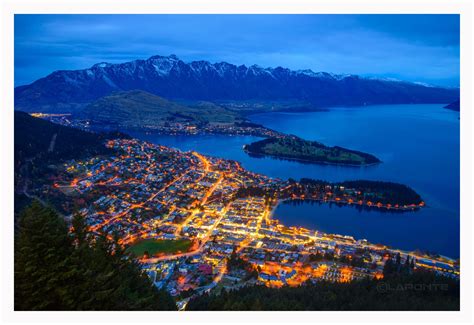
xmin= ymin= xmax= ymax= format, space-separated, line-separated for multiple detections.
xmin=14 ymin=54 xmax=459 ymax=113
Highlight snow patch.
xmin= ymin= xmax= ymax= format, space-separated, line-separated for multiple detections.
xmin=92 ymin=62 xmax=110 ymax=68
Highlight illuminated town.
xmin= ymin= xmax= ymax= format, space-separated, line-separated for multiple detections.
xmin=51 ymin=138 xmax=459 ymax=310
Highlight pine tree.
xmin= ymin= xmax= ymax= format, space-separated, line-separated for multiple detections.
xmin=396 ymin=252 xmax=401 ymax=265
xmin=71 ymin=211 xmax=88 ymax=246
xmin=15 ymin=202 xmax=177 ymax=311
xmin=15 ymin=201 xmax=77 ymax=310
xmin=383 ymin=258 xmax=394 ymax=276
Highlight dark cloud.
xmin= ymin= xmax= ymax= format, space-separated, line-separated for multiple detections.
xmin=14 ymin=14 xmax=460 ymax=87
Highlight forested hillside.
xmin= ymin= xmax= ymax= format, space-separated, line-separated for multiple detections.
xmin=15 ymin=202 xmax=176 ymax=311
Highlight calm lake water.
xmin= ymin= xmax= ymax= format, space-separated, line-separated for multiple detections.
xmin=128 ymin=104 xmax=460 ymax=257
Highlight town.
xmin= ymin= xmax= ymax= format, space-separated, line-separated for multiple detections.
xmin=49 ymin=138 xmax=459 ymax=310
xmin=30 ymin=112 xmax=285 ymax=138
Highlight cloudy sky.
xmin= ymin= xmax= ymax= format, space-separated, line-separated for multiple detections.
xmin=14 ymin=14 xmax=460 ymax=87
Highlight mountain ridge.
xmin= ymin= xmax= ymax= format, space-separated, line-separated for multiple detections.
xmin=444 ymin=99 xmax=460 ymax=112
xmin=15 ymin=54 xmax=460 ymax=113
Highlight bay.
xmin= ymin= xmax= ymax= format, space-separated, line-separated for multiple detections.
xmin=128 ymin=104 xmax=460 ymax=257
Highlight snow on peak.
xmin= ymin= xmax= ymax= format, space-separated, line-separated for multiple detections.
xmin=413 ymin=81 xmax=436 ymax=88
xmin=366 ymin=76 xmax=404 ymax=83
xmin=148 ymin=55 xmax=179 ymax=76
xmin=148 ymin=54 xmax=180 ymax=62
xmin=296 ymin=69 xmax=317 ymax=77
xmin=296 ymin=70 xmax=337 ymax=79
xmin=92 ymin=62 xmax=111 ymax=68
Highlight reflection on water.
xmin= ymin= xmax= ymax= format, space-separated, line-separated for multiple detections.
xmin=128 ymin=104 xmax=460 ymax=257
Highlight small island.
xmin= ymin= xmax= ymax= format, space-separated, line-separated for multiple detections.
xmin=243 ymin=136 xmax=381 ymax=166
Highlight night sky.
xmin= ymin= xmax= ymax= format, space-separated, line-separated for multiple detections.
xmin=14 ymin=14 xmax=460 ymax=87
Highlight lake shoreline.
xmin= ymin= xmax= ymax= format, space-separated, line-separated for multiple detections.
xmin=275 ymin=198 xmax=422 ymax=213
xmin=130 ymin=104 xmax=460 ymax=258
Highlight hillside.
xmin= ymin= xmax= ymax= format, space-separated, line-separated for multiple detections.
xmin=14 ymin=111 xmax=127 ymax=215
xmin=77 ymin=90 xmax=242 ymax=128
xmin=14 ymin=111 xmax=120 ymax=168
xmin=244 ymin=136 xmax=380 ymax=166
xmin=187 ymin=271 xmax=459 ymax=311
xmin=15 ymin=202 xmax=177 ymax=310
xmin=444 ymin=99 xmax=460 ymax=112
xmin=15 ymin=54 xmax=459 ymax=113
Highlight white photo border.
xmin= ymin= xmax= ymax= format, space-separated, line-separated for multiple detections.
xmin=1 ymin=0 xmax=472 ymax=324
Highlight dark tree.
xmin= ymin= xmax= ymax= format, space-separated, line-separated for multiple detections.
xmin=15 ymin=202 xmax=176 ymax=311
xmin=187 ymin=271 xmax=459 ymax=311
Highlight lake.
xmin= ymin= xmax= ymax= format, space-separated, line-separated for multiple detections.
xmin=128 ymin=104 xmax=460 ymax=258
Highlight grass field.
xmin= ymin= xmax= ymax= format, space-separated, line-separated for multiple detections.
xmin=127 ymin=238 xmax=192 ymax=257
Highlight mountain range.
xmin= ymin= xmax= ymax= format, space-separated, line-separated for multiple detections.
xmin=15 ymin=54 xmax=459 ymax=113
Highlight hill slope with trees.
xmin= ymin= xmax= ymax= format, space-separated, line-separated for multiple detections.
xmin=187 ymin=271 xmax=459 ymax=311
xmin=15 ymin=202 xmax=176 ymax=311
